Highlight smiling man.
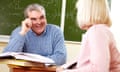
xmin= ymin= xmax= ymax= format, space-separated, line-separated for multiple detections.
xmin=3 ymin=3 xmax=66 ymax=66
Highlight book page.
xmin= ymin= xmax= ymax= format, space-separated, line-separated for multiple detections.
xmin=14 ymin=52 xmax=55 ymax=64
xmin=0 ymin=52 xmax=17 ymax=58
xmin=0 ymin=52 xmax=55 ymax=64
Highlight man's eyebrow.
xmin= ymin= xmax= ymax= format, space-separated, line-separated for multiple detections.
xmin=30 ymin=15 xmax=45 ymax=20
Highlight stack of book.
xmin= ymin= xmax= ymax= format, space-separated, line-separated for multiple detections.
xmin=0 ymin=52 xmax=55 ymax=67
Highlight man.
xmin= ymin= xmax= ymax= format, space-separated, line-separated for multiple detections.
xmin=3 ymin=3 xmax=66 ymax=66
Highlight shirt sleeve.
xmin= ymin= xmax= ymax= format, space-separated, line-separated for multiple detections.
xmin=3 ymin=27 xmax=25 ymax=52
xmin=47 ymin=28 xmax=67 ymax=66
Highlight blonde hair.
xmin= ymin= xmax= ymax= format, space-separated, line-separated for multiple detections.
xmin=76 ymin=0 xmax=112 ymax=30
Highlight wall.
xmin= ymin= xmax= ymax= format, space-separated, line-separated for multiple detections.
xmin=111 ymin=0 xmax=120 ymax=52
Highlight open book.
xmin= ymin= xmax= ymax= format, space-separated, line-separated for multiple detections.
xmin=61 ymin=61 xmax=77 ymax=69
xmin=0 ymin=52 xmax=55 ymax=65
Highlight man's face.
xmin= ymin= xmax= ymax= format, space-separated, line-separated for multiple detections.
xmin=28 ymin=10 xmax=47 ymax=35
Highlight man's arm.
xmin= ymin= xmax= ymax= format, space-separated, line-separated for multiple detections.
xmin=3 ymin=19 xmax=32 ymax=52
xmin=47 ymin=27 xmax=67 ymax=66
xmin=3 ymin=27 xmax=25 ymax=52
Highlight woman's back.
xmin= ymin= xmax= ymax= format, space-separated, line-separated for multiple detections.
xmin=77 ymin=24 xmax=120 ymax=72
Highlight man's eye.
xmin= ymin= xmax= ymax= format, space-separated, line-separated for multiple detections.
xmin=40 ymin=16 xmax=44 ymax=19
xmin=30 ymin=18 xmax=36 ymax=20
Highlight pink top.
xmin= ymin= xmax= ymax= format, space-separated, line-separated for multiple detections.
xmin=64 ymin=24 xmax=120 ymax=72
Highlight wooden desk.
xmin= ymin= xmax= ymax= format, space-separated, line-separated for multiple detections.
xmin=8 ymin=64 xmax=56 ymax=72
xmin=0 ymin=59 xmax=56 ymax=72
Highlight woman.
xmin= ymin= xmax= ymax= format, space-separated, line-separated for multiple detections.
xmin=57 ymin=0 xmax=120 ymax=72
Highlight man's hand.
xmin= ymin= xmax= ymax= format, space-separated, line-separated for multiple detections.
xmin=19 ymin=18 xmax=32 ymax=36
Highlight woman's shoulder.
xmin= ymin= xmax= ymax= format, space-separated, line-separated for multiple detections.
xmin=89 ymin=24 xmax=108 ymax=30
xmin=87 ymin=24 xmax=110 ymax=34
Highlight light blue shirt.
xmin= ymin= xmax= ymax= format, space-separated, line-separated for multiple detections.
xmin=3 ymin=24 xmax=67 ymax=66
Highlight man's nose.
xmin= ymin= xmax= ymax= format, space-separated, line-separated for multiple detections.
xmin=36 ymin=19 xmax=41 ymax=24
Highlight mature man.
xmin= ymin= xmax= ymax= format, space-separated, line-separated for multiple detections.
xmin=3 ymin=3 xmax=66 ymax=66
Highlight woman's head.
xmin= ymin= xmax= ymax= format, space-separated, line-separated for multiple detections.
xmin=76 ymin=0 xmax=112 ymax=30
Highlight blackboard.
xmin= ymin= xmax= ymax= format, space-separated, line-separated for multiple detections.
xmin=0 ymin=0 xmax=61 ymax=34
xmin=64 ymin=0 xmax=111 ymax=41
xmin=0 ymin=0 xmax=111 ymax=41
xmin=64 ymin=0 xmax=85 ymax=41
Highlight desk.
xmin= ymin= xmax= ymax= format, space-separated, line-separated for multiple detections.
xmin=0 ymin=59 xmax=56 ymax=72
xmin=8 ymin=64 xmax=56 ymax=72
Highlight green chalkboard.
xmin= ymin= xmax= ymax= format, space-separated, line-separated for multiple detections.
xmin=64 ymin=0 xmax=85 ymax=41
xmin=64 ymin=0 xmax=111 ymax=41
xmin=0 ymin=0 xmax=61 ymax=35
xmin=0 ymin=0 xmax=111 ymax=41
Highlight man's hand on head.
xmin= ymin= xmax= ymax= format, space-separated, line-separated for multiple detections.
xmin=19 ymin=18 xmax=32 ymax=36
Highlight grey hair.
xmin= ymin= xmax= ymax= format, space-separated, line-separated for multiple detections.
xmin=24 ymin=3 xmax=46 ymax=18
